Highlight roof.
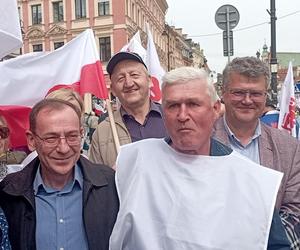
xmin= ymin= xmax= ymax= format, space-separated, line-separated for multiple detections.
xmin=277 ymin=52 xmax=300 ymax=67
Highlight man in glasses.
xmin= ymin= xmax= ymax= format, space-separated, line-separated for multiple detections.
xmin=213 ymin=56 xmax=300 ymax=248
xmin=0 ymin=99 xmax=119 ymax=250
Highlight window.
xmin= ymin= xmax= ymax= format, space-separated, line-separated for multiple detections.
xmin=54 ymin=42 xmax=64 ymax=50
xmin=53 ymin=1 xmax=64 ymax=22
xmin=31 ymin=4 xmax=42 ymax=25
xmin=75 ymin=0 xmax=86 ymax=19
xmin=33 ymin=44 xmax=43 ymax=52
xmin=98 ymin=0 xmax=109 ymax=16
xmin=99 ymin=37 xmax=111 ymax=62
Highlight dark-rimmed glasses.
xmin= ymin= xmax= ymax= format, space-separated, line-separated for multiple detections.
xmin=33 ymin=133 xmax=82 ymax=147
xmin=228 ymin=89 xmax=267 ymax=102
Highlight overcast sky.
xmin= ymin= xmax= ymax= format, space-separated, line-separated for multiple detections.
xmin=166 ymin=0 xmax=300 ymax=73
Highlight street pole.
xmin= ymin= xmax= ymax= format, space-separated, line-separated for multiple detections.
xmin=269 ymin=0 xmax=278 ymax=103
xmin=226 ymin=6 xmax=231 ymax=63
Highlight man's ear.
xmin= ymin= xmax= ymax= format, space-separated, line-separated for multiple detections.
xmin=213 ymin=100 xmax=222 ymax=119
xmin=26 ymin=130 xmax=36 ymax=152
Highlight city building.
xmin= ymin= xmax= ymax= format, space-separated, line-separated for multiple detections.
xmin=16 ymin=0 xmax=205 ymax=74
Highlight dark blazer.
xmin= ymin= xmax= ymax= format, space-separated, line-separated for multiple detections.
xmin=0 ymin=156 xmax=119 ymax=250
xmin=213 ymin=117 xmax=300 ymax=215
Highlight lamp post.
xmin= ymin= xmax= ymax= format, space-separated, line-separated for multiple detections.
xmin=268 ymin=0 xmax=278 ymax=104
xmin=162 ymin=25 xmax=170 ymax=71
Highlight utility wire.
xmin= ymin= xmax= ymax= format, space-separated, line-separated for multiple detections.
xmin=189 ymin=10 xmax=300 ymax=38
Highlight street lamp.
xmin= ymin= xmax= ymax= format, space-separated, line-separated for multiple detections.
xmin=267 ymin=0 xmax=278 ymax=104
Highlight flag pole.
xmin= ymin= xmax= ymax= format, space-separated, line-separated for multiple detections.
xmin=105 ymin=99 xmax=120 ymax=153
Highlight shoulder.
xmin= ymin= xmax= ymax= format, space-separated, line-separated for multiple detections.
xmin=210 ymin=138 xmax=232 ymax=156
xmin=0 ymin=159 xmax=38 ymax=193
xmin=261 ymin=122 xmax=299 ymax=146
xmin=79 ymin=156 xmax=115 ymax=181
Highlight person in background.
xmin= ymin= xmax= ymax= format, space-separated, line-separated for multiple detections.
xmin=0 ymin=99 xmax=119 ymax=250
xmin=260 ymin=94 xmax=280 ymax=128
xmin=213 ymin=56 xmax=300 ymax=248
xmin=0 ymin=116 xmax=27 ymax=180
xmin=0 ymin=207 xmax=11 ymax=250
xmin=89 ymin=51 xmax=168 ymax=167
xmin=0 ymin=116 xmax=27 ymax=165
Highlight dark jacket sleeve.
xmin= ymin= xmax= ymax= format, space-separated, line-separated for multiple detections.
xmin=267 ymin=210 xmax=290 ymax=250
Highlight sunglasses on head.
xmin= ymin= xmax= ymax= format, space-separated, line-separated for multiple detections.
xmin=0 ymin=126 xmax=10 ymax=139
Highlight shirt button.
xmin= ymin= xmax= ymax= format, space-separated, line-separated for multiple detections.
xmin=59 ymin=219 xmax=64 ymax=223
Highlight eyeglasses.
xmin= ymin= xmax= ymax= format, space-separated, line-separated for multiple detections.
xmin=228 ymin=89 xmax=267 ymax=101
xmin=0 ymin=126 xmax=10 ymax=139
xmin=33 ymin=133 xmax=82 ymax=147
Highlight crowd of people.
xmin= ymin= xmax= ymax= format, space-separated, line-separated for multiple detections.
xmin=0 ymin=53 xmax=299 ymax=250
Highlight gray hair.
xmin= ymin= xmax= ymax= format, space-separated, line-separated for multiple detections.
xmin=222 ymin=57 xmax=270 ymax=89
xmin=162 ymin=67 xmax=219 ymax=102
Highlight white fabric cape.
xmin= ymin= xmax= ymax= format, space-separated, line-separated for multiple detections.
xmin=110 ymin=138 xmax=283 ymax=250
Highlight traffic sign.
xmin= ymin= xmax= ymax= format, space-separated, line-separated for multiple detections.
xmin=215 ymin=4 xmax=240 ymax=31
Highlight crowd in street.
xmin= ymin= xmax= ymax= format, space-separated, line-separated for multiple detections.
xmin=0 ymin=53 xmax=300 ymax=250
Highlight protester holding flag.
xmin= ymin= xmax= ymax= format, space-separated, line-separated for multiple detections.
xmin=109 ymin=67 xmax=289 ymax=250
xmin=213 ymin=56 xmax=300 ymax=248
xmin=89 ymin=51 xmax=167 ymax=167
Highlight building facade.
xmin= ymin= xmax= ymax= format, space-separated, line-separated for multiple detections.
xmin=17 ymin=0 xmax=205 ymax=73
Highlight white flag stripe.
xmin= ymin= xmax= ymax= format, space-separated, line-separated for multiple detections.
xmin=0 ymin=0 xmax=23 ymax=59
xmin=146 ymin=23 xmax=165 ymax=84
xmin=120 ymin=31 xmax=147 ymax=62
xmin=0 ymin=29 xmax=98 ymax=107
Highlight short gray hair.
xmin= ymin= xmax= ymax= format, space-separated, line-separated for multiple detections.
xmin=222 ymin=57 xmax=270 ymax=89
xmin=162 ymin=67 xmax=218 ymax=102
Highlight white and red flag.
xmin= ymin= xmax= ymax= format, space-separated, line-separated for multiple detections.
xmin=120 ymin=31 xmax=147 ymax=63
xmin=146 ymin=24 xmax=165 ymax=102
xmin=0 ymin=29 xmax=108 ymax=148
xmin=0 ymin=0 xmax=23 ymax=59
xmin=278 ymin=61 xmax=297 ymax=137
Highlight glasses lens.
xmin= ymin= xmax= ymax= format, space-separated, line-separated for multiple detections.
xmin=0 ymin=127 xmax=9 ymax=139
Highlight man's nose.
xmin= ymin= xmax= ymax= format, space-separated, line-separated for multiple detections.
xmin=124 ymin=75 xmax=134 ymax=87
xmin=177 ymin=104 xmax=189 ymax=121
xmin=242 ymin=92 xmax=253 ymax=103
xmin=56 ymin=138 xmax=70 ymax=153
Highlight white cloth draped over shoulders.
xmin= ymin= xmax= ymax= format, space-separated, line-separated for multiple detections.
xmin=110 ymin=138 xmax=283 ymax=250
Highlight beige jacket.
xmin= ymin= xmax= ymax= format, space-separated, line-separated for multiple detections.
xmin=89 ymin=110 xmax=131 ymax=167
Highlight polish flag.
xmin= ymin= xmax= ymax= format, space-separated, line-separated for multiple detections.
xmin=120 ymin=31 xmax=147 ymax=63
xmin=146 ymin=24 xmax=165 ymax=102
xmin=0 ymin=29 xmax=108 ymax=148
xmin=278 ymin=61 xmax=296 ymax=137
xmin=0 ymin=0 xmax=23 ymax=59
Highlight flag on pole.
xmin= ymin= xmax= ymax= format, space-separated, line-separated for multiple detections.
xmin=146 ymin=24 xmax=165 ymax=102
xmin=120 ymin=31 xmax=147 ymax=63
xmin=0 ymin=0 xmax=23 ymax=59
xmin=278 ymin=61 xmax=296 ymax=137
xmin=0 ymin=29 xmax=108 ymax=148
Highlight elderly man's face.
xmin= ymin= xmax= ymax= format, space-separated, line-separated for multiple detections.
xmin=162 ymin=79 xmax=220 ymax=155
xmin=110 ymin=60 xmax=151 ymax=110
xmin=27 ymin=106 xmax=82 ymax=184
